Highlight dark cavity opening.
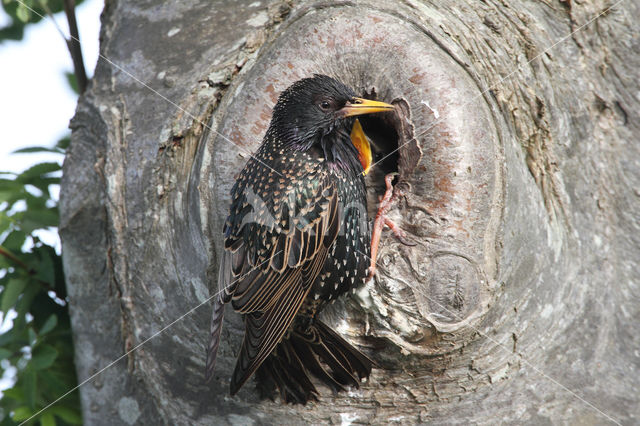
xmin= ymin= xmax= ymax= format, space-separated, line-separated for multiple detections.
xmin=358 ymin=97 xmax=420 ymax=216
xmin=359 ymin=114 xmax=399 ymax=177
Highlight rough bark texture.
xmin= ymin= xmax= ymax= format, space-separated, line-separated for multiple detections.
xmin=60 ymin=0 xmax=639 ymax=424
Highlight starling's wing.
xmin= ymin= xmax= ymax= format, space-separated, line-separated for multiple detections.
xmin=220 ymin=158 xmax=340 ymax=394
xmin=223 ymin=160 xmax=340 ymax=313
xmin=229 ymin=182 xmax=339 ymax=314
xmin=230 ymin=243 xmax=329 ymax=395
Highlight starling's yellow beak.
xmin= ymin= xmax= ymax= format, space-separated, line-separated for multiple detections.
xmin=350 ymin=119 xmax=372 ymax=175
xmin=338 ymin=98 xmax=395 ymax=117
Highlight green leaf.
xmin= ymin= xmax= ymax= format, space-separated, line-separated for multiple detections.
xmin=0 ymin=327 xmax=15 ymax=346
xmin=22 ymin=367 xmax=37 ymax=410
xmin=56 ymin=137 xmax=70 ymax=151
xmin=17 ymin=162 xmax=61 ymax=181
xmin=38 ymin=369 xmax=70 ymax=394
xmin=24 ymin=193 xmax=47 ymax=210
xmin=65 ymin=71 xmax=79 ymax=95
xmin=27 ymin=326 xmax=36 ymax=343
xmin=20 ymin=207 xmax=59 ymax=233
xmin=30 ymin=344 xmax=58 ymax=370
xmin=0 ymin=347 xmax=12 ymax=359
xmin=2 ymin=386 xmax=23 ymax=400
xmin=1 ymin=278 xmax=27 ymax=314
xmin=12 ymin=406 xmax=32 ymax=422
xmin=50 ymin=406 xmax=82 ymax=424
xmin=0 ymin=189 xmax=25 ymax=207
xmin=15 ymin=284 xmax=40 ymax=331
xmin=0 ymin=177 xmax=21 ymax=190
xmin=40 ymin=412 xmax=56 ymax=426
xmin=16 ymin=4 xmax=30 ymax=23
xmin=0 ymin=22 xmax=26 ymax=43
xmin=32 ymin=247 xmax=56 ymax=285
xmin=2 ymin=230 xmax=27 ymax=252
xmin=12 ymin=146 xmax=64 ymax=155
xmin=0 ymin=212 xmax=12 ymax=235
xmin=39 ymin=314 xmax=57 ymax=335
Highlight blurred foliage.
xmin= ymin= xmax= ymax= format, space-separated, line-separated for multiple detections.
xmin=0 ymin=0 xmax=85 ymax=43
xmin=0 ymin=137 xmax=82 ymax=425
xmin=0 ymin=1 xmax=88 ymax=424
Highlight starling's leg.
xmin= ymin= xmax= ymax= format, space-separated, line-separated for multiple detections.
xmin=368 ymin=173 xmax=415 ymax=280
xmin=383 ymin=217 xmax=414 ymax=246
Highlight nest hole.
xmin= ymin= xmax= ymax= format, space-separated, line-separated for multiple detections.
xmin=359 ymin=97 xmax=420 ymax=214
xmin=359 ymin=114 xmax=400 ymax=178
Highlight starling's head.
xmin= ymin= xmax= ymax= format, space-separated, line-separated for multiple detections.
xmin=270 ymin=74 xmax=394 ymax=173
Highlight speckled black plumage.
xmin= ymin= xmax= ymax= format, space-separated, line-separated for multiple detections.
xmin=206 ymin=75 xmax=379 ymax=404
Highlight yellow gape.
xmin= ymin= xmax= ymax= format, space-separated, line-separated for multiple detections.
xmin=350 ymin=118 xmax=372 ymax=175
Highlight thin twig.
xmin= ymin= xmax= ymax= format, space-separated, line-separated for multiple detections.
xmin=62 ymin=0 xmax=88 ymax=94
xmin=0 ymin=245 xmax=29 ymax=271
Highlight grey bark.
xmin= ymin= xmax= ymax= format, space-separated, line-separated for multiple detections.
xmin=60 ymin=0 xmax=639 ymax=424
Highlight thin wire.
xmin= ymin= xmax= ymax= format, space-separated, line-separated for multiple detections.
xmin=366 ymin=0 xmax=625 ymax=175
xmin=37 ymin=0 xmax=67 ymax=40
xmin=12 ymin=0 xmax=626 ymax=423
xmin=19 ymin=251 xmax=281 ymax=425
xmin=355 ymin=253 xmax=620 ymax=425
xmin=13 ymin=0 xmax=283 ymax=177
xmin=96 ymin=56 xmax=285 ymax=175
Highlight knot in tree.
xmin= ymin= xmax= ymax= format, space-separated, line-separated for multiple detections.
xmin=60 ymin=1 xmax=639 ymax=424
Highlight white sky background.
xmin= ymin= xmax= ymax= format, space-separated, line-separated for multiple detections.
xmin=0 ymin=0 xmax=103 ymax=392
xmin=0 ymin=0 xmax=102 ymax=173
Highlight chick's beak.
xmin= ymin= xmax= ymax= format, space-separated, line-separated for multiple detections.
xmin=350 ymin=119 xmax=372 ymax=175
xmin=338 ymin=97 xmax=395 ymax=117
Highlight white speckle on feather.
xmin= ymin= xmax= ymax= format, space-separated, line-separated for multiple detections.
xmin=167 ymin=27 xmax=180 ymax=37
xmin=421 ymin=100 xmax=439 ymax=119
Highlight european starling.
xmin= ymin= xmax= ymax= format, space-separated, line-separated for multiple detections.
xmin=205 ymin=74 xmax=394 ymax=403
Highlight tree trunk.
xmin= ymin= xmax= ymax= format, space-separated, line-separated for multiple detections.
xmin=60 ymin=0 xmax=639 ymax=424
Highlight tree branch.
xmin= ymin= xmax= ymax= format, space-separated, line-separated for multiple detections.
xmin=62 ymin=0 xmax=88 ymax=94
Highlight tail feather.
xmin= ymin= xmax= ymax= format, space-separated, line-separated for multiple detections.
xmin=281 ymin=339 xmax=318 ymax=395
xmin=290 ymin=333 xmax=345 ymax=392
xmin=206 ymin=250 xmax=237 ymax=383
xmin=272 ymin=347 xmax=318 ymax=403
xmin=253 ymin=319 xmax=372 ymax=404
xmin=315 ymin=320 xmax=373 ymax=380
xmin=303 ymin=329 xmax=360 ymax=387
xmin=205 ymin=296 xmax=225 ymax=383
xmin=255 ymin=343 xmax=319 ymax=404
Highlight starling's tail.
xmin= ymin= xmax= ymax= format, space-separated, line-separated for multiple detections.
xmin=255 ymin=320 xmax=373 ymax=404
xmin=204 ymin=296 xmax=225 ymax=383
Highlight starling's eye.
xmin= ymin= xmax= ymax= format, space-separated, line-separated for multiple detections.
xmin=319 ymin=100 xmax=331 ymax=110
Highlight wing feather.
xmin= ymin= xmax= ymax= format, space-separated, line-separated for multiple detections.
xmin=230 ymin=244 xmax=329 ymax=395
xmin=207 ymin=154 xmax=342 ymax=390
